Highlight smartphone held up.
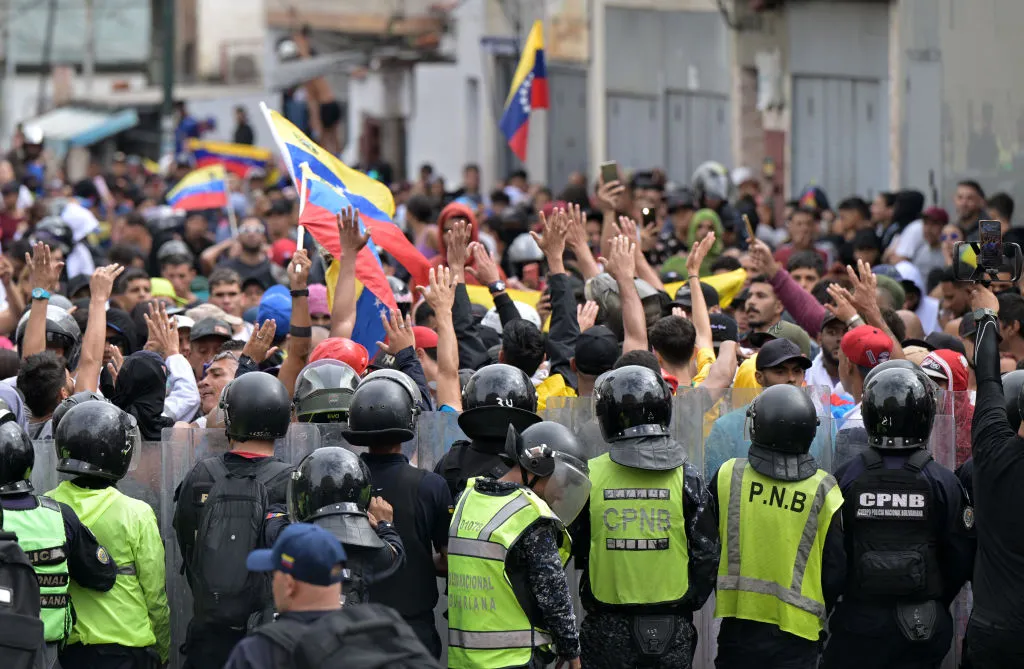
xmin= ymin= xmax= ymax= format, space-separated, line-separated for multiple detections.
xmin=951 ymin=220 xmax=1023 ymax=283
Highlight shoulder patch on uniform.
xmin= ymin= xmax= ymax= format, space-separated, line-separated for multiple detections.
xmin=96 ymin=546 xmax=110 ymax=565
xmin=265 ymin=512 xmax=285 ymax=520
xmin=963 ymin=506 xmax=974 ymax=530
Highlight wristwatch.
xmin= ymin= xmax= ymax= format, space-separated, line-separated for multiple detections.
xmin=31 ymin=288 xmax=50 ymax=301
xmin=487 ymin=280 xmax=506 ymax=295
xmin=972 ymin=307 xmax=998 ymax=321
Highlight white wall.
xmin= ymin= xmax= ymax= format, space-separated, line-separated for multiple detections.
xmin=185 ymin=91 xmax=281 ymax=148
xmin=196 ymin=0 xmax=267 ymax=80
xmin=405 ymin=0 xmax=496 ymax=187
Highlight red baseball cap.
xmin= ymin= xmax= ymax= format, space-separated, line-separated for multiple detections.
xmin=840 ymin=325 xmax=893 ymax=369
xmin=412 ymin=326 xmax=438 ymax=350
xmin=920 ymin=349 xmax=969 ymax=391
xmin=922 ymin=206 xmax=949 ymax=225
xmin=270 ymin=239 xmax=297 ymax=267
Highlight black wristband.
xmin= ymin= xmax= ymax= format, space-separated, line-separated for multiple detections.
xmin=290 ymin=289 xmax=309 ymax=298
xmin=290 ymin=324 xmax=313 ymax=337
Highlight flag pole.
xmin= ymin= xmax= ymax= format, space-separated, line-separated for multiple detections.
xmin=295 ymin=163 xmax=309 ymax=271
xmin=226 ymin=203 xmax=238 ymax=238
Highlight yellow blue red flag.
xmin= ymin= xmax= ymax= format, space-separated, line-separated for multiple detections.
xmin=166 ymin=164 xmax=228 ymax=211
xmin=187 ymin=139 xmax=271 ymax=179
xmin=499 ymin=21 xmax=549 ymax=161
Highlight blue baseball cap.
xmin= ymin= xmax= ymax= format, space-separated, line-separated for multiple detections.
xmin=246 ymin=523 xmax=348 ymax=586
xmin=257 ymin=285 xmax=292 ymax=342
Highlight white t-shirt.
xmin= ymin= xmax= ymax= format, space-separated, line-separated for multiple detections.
xmin=892 ymin=220 xmax=924 ymax=260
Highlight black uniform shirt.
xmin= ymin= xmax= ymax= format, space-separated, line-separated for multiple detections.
xmin=970 ymin=311 xmax=1024 ymax=628
xmin=2 ymin=493 xmax=117 ymax=592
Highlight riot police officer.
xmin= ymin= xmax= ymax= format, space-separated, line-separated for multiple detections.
xmin=50 ymin=391 xmax=106 ymax=433
xmin=447 ymin=421 xmax=589 ymax=669
xmin=292 ymin=359 xmax=360 ymax=423
xmin=173 ymin=371 xmax=294 ymax=669
xmin=288 ymin=446 xmax=404 ymax=604
xmin=711 ymin=384 xmax=845 ymax=669
xmin=15 ymin=304 xmax=81 ymax=370
xmin=822 ymin=362 xmax=975 ymax=669
xmin=47 ymin=401 xmax=171 ymax=669
xmin=0 ymin=419 xmax=117 ymax=669
xmin=344 ymin=371 xmax=453 ymax=658
xmin=576 ymin=365 xmax=720 ymax=669
xmin=433 ymin=363 xmax=542 ymax=497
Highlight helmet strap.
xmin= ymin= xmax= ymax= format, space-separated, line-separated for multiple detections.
xmin=520 ymin=467 xmax=540 ymax=490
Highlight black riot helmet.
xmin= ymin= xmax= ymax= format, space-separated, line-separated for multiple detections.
xmin=747 ymin=385 xmax=819 ymax=455
xmin=287 ymin=447 xmax=382 ymax=548
xmin=861 ymin=362 xmax=937 ymax=449
xmin=0 ymin=422 xmax=35 ymax=495
xmin=458 ymin=363 xmax=540 ymax=439
xmin=593 ymin=365 xmax=672 ymax=443
xmin=51 ymin=390 xmax=107 ymax=434
xmin=293 ymin=360 xmax=360 ymax=423
xmin=55 ymin=402 xmax=139 ymax=481
xmin=16 ymin=305 xmax=82 ymax=369
xmin=31 ymin=216 xmax=73 ymax=257
xmin=1005 ymin=370 xmax=1024 ymax=433
xmin=863 ymin=358 xmax=919 ymax=386
xmin=342 ymin=375 xmax=417 ymax=446
xmin=503 ymin=422 xmax=592 ymax=524
xmin=220 ymin=371 xmax=291 ymax=442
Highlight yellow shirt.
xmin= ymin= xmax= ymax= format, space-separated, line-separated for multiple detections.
xmin=692 ymin=347 xmax=716 ymax=386
xmin=733 ymin=355 xmax=761 ymax=389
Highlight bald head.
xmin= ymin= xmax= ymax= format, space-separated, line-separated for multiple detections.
xmin=897 ymin=309 xmax=925 ymax=341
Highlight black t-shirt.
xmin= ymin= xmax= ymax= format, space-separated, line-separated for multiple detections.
xmin=219 ymin=257 xmax=277 ymax=291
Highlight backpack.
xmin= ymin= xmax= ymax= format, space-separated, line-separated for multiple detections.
xmin=0 ymin=529 xmax=44 ymax=669
xmin=189 ymin=456 xmax=293 ymax=627
xmin=255 ymin=603 xmax=442 ymax=669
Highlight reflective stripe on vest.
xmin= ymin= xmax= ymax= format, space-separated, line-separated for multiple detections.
xmin=715 ymin=458 xmax=843 ymax=641
xmin=446 ymin=478 xmax=569 ymax=669
xmin=587 ymin=454 xmax=689 ymax=605
xmin=2 ymin=497 xmax=72 ymax=642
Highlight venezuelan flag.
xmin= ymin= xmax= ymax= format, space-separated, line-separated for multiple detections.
xmin=188 ymin=139 xmax=271 ymax=179
xmin=300 ymin=170 xmax=395 ymax=354
xmin=166 ymin=164 xmax=228 ymax=211
xmin=499 ymin=21 xmax=549 ymax=161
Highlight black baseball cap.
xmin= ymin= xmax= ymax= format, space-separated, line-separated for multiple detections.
xmin=190 ymin=317 xmax=233 ymax=342
xmin=672 ymin=282 xmax=720 ymax=310
xmin=928 ymin=330 xmax=967 ymax=355
xmin=574 ymin=325 xmax=620 ymax=376
xmin=756 ymin=338 xmax=812 ymax=371
xmin=709 ymin=313 xmax=738 ymax=348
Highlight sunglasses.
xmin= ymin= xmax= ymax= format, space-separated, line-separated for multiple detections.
xmin=940 ymin=233 xmax=961 ymax=241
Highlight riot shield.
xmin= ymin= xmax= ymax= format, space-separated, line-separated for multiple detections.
xmin=701 ymin=386 xmax=833 ymax=480
xmin=409 ymin=410 xmax=465 ymax=472
xmin=30 ymin=440 xmax=59 ymax=494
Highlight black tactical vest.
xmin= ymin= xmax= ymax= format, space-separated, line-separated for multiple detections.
xmin=848 ymin=448 xmax=943 ymax=602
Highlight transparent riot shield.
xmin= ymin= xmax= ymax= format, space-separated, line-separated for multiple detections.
xmin=410 ymin=410 xmax=465 ymax=472
xmin=30 ymin=439 xmax=59 ymax=494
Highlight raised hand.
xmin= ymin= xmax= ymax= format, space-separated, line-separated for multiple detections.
xmin=377 ymin=309 xmax=415 ymax=354
xmin=26 ymin=242 xmax=63 ymax=291
xmin=289 ymin=248 xmax=312 ymax=290
xmin=337 ymin=207 xmax=370 ymax=256
xmin=465 ymin=241 xmax=501 ymax=286
xmin=419 ymin=266 xmax=456 ymax=314
xmin=143 ymin=301 xmax=179 ymax=357
xmin=90 ymin=264 xmax=124 ymax=303
xmin=846 ymin=259 xmax=883 ymax=317
xmin=577 ymin=300 xmax=599 ymax=331
xmin=242 ymin=319 xmax=280 ymax=363
xmin=686 ymin=231 xmax=717 ymax=278
xmin=596 ymin=179 xmax=625 ymax=213
xmin=533 ymin=208 xmax=569 ymax=260
xmin=825 ymin=283 xmax=858 ymax=323
xmin=746 ymin=237 xmax=779 ymax=279
xmin=599 ymin=235 xmax=636 ymax=283
xmin=445 ymin=219 xmax=472 ymax=272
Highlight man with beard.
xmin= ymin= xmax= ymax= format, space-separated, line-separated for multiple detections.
xmin=200 ymin=216 xmax=276 ymax=290
xmin=955 ymin=180 xmax=988 ymax=240
xmin=745 ymin=275 xmax=784 ymax=335
xmin=179 ymin=347 xmax=240 ymax=428
xmin=808 ymin=310 xmax=847 ymax=394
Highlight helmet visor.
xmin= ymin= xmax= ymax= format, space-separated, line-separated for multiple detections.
xmin=541 ymin=454 xmax=592 ymax=526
